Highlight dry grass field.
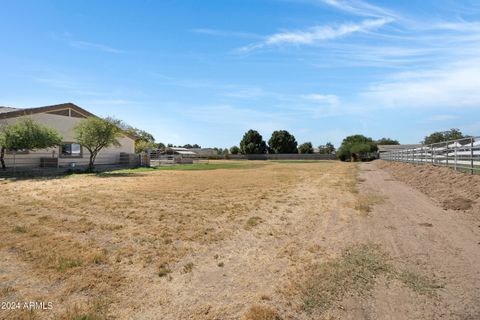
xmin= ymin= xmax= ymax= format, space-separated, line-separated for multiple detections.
xmin=1 ymin=160 xmax=479 ymax=319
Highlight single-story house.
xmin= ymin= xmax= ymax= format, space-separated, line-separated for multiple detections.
xmin=0 ymin=103 xmax=136 ymax=169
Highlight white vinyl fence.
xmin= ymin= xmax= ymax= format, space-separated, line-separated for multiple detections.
xmin=380 ymin=136 xmax=480 ymax=174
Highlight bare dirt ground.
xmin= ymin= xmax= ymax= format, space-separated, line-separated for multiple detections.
xmin=377 ymin=160 xmax=480 ymax=213
xmin=1 ymin=160 xmax=479 ymax=319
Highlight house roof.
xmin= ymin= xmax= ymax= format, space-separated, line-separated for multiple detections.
xmin=175 ymin=150 xmax=197 ymax=155
xmin=378 ymin=144 xmax=422 ymax=152
xmin=171 ymin=147 xmax=197 ymax=155
xmin=0 ymin=103 xmax=96 ymax=120
xmin=0 ymin=102 xmax=137 ymax=141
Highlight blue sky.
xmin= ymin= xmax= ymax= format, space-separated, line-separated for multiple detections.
xmin=1 ymin=0 xmax=480 ymax=148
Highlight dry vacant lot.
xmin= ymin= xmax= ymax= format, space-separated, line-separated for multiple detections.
xmin=1 ymin=160 xmax=479 ymax=319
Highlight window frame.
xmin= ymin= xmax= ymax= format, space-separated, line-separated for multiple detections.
xmin=59 ymin=142 xmax=83 ymax=158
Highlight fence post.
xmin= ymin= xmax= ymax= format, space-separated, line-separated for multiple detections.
xmin=472 ymin=137 xmax=474 ymax=175
xmin=445 ymin=142 xmax=448 ymax=168
xmin=13 ymin=150 xmax=16 ymax=175
xmin=431 ymin=145 xmax=434 ymax=165
xmin=454 ymin=142 xmax=458 ymax=171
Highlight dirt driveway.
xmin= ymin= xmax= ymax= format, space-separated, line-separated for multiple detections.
xmin=349 ymin=161 xmax=480 ymax=320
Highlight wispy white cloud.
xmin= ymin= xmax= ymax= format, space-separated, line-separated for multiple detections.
xmin=191 ymin=28 xmax=262 ymax=39
xmin=237 ymin=18 xmax=392 ymax=53
xmin=300 ymin=93 xmax=339 ymax=105
xmin=362 ymin=58 xmax=480 ymax=108
xmin=69 ymin=40 xmax=125 ymax=53
xmin=319 ymin=0 xmax=399 ymax=19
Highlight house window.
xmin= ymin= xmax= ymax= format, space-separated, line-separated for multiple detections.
xmin=60 ymin=143 xmax=82 ymax=158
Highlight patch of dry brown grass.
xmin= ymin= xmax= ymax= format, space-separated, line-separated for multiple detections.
xmin=354 ymin=194 xmax=385 ymax=214
xmin=243 ymin=305 xmax=282 ymax=320
xmin=0 ymin=160 xmax=354 ymax=318
xmin=283 ymin=244 xmax=442 ymax=316
xmin=245 ymin=216 xmax=263 ymax=229
xmin=289 ymin=244 xmax=391 ymax=314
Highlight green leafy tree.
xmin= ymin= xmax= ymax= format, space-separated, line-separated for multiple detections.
xmin=376 ymin=137 xmax=399 ymax=145
xmin=230 ymin=146 xmax=240 ymax=154
xmin=337 ymin=134 xmax=377 ymax=162
xmin=0 ymin=118 xmax=62 ymax=170
xmin=318 ymin=142 xmax=335 ymax=154
xmin=117 ymin=123 xmax=156 ymax=153
xmin=444 ymin=128 xmax=465 ymax=141
xmin=240 ymin=130 xmax=267 ymax=154
xmin=135 ymin=140 xmax=157 ymax=153
xmin=422 ymin=128 xmax=465 ymax=145
xmin=74 ymin=117 xmax=123 ymax=170
xmin=298 ymin=142 xmax=314 ymax=154
xmin=268 ymin=130 xmax=298 ymax=154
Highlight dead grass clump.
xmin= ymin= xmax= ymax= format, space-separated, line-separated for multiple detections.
xmin=243 ymin=305 xmax=282 ymax=320
xmin=397 ymin=270 xmax=444 ymax=296
xmin=245 ymin=216 xmax=263 ymax=230
xmin=355 ymin=194 xmax=385 ymax=214
xmin=158 ymin=263 xmax=172 ymax=277
xmin=92 ymin=249 xmax=108 ymax=265
xmin=183 ymin=262 xmax=194 ymax=273
xmin=12 ymin=225 xmax=27 ymax=233
xmin=65 ymin=296 xmax=110 ymax=320
xmin=56 ymin=257 xmax=83 ymax=272
xmin=1 ymin=286 xmax=15 ymax=296
xmin=298 ymin=244 xmax=390 ymax=314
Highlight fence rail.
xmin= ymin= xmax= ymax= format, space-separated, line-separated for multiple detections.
xmin=0 ymin=151 xmax=140 ymax=177
xmin=380 ymin=136 xmax=480 ymax=174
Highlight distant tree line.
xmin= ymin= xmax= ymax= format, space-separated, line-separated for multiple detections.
xmin=93 ymin=126 xmax=473 ymax=163
xmin=422 ymin=128 xmax=467 ymax=145
xmin=233 ymin=129 xmax=336 ymax=156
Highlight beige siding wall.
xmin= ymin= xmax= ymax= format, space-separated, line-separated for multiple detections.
xmin=0 ymin=113 xmax=136 ymax=168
